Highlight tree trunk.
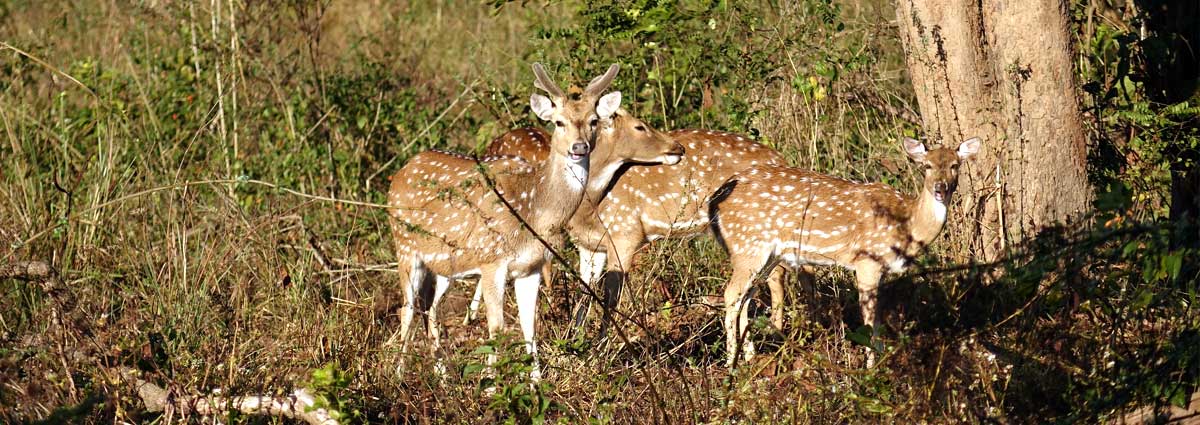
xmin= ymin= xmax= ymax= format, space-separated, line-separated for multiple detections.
xmin=894 ymin=0 xmax=1093 ymax=262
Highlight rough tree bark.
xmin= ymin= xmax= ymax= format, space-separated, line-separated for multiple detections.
xmin=894 ymin=0 xmax=1093 ymax=262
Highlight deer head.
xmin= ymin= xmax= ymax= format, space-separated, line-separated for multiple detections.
xmin=529 ymin=63 xmax=621 ymax=164
xmin=904 ymin=137 xmax=981 ymax=204
xmin=592 ymin=106 xmax=684 ymax=166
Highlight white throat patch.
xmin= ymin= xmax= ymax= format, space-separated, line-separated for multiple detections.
xmin=588 ymin=162 xmax=624 ymax=194
xmin=931 ymin=198 xmax=947 ymax=222
xmin=564 ymin=160 xmax=588 ymax=191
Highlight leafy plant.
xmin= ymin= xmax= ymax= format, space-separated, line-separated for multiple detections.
xmin=464 ymin=335 xmax=560 ymax=424
xmin=304 ymin=362 xmax=362 ymax=422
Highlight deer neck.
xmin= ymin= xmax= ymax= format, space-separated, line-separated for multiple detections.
xmin=908 ymin=186 xmax=948 ymax=247
xmin=582 ymin=147 xmax=626 ymax=202
xmin=582 ymin=126 xmax=628 ymax=202
xmin=526 ymin=152 xmax=589 ymax=236
xmin=564 ymin=135 xmax=627 ymax=227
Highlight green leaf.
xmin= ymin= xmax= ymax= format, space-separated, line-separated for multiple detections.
xmin=1162 ymin=251 xmax=1183 ymax=281
xmin=310 ymin=364 xmax=335 ymax=387
xmin=846 ymin=325 xmax=874 ymax=349
xmin=860 ymin=398 xmax=891 ymax=414
xmin=463 ymin=363 xmax=486 ymax=377
xmin=1169 ymin=385 xmax=1188 ymax=408
xmin=1130 ymin=288 xmax=1155 ymax=311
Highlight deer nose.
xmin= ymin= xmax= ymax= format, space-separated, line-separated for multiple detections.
xmin=570 ymin=142 xmax=590 ymax=156
xmin=932 ymin=182 xmax=954 ymax=202
xmin=661 ymin=142 xmax=685 ymax=165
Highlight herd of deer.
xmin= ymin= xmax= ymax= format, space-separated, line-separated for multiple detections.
xmin=386 ymin=63 xmax=980 ymax=379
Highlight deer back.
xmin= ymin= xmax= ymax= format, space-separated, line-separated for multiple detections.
xmin=388 ymin=151 xmax=545 ymax=276
xmin=712 ymin=135 xmax=981 ymax=274
xmin=712 ymin=164 xmax=917 ymax=271
xmin=575 ymin=129 xmax=783 ymax=247
xmin=485 ymin=127 xmax=551 ymax=163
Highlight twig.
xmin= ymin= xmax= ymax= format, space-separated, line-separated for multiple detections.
xmin=121 ymin=369 xmax=339 ymax=425
xmin=282 ymin=215 xmax=334 ymax=273
xmin=0 ymin=260 xmax=72 ymax=313
xmin=0 ymin=42 xmax=97 ymax=99
xmin=844 ymin=88 xmax=920 ymax=125
xmin=365 ymin=80 xmax=479 ymax=188
xmin=1 ymin=260 xmax=80 ymax=400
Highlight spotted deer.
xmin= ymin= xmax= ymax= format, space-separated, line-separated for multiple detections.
xmin=387 ymin=63 xmax=620 ymax=379
xmin=711 ymin=137 xmax=981 ymax=367
xmin=477 ymin=127 xmax=789 ymax=333
xmin=459 ymin=106 xmax=687 ymax=325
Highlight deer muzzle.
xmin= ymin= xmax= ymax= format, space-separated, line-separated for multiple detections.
xmin=932 ymin=182 xmax=955 ymax=203
xmin=569 ymin=141 xmax=590 ymax=162
xmin=661 ymin=142 xmax=685 ymax=165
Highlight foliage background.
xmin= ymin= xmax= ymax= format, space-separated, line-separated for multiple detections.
xmin=0 ymin=0 xmax=1195 ymax=422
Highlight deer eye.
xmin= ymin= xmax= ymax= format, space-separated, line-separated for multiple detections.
xmin=924 ymin=164 xmax=933 ymax=170
xmin=554 ymin=120 xmax=566 ymax=127
xmin=589 ymin=118 xmax=599 ymax=127
xmin=635 ymin=125 xmax=646 ymax=131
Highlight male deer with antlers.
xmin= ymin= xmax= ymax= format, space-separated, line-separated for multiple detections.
xmin=387 ymin=63 xmax=620 ymax=379
xmin=459 ymin=96 xmax=687 ymax=325
xmin=711 ymin=137 xmax=981 ymax=367
xmin=480 ymin=125 xmax=789 ymax=334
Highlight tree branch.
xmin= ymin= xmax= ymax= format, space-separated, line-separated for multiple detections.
xmin=122 ymin=369 xmax=340 ymax=425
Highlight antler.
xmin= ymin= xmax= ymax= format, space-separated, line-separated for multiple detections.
xmin=584 ymin=63 xmax=620 ymax=98
xmin=531 ymin=63 xmax=566 ymax=101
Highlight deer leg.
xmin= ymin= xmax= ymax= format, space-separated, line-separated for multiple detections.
xmin=725 ymin=251 xmax=771 ymax=368
xmin=480 ymin=264 xmax=508 ymax=368
xmin=394 ymin=258 xmax=430 ymax=373
xmin=578 ymin=245 xmax=608 ymax=285
xmin=541 ymin=261 xmax=557 ymax=319
xmin=570 ymin=245 xmax=604 ymax=334
xmin=426 ymin=275 xmax=451 ymax=375
xmin=513 ymin=271 xmax=543 ymax=381
xmin=766 ymin=265 xmax=787 ymax=330
xmin=395 ymin=259 xmax=427 ymax=352
xmin=594 ymin=236 xmax=638 ymax=341
xmin=571 ymin=236 xmax=624 ymax=335
xmin=853 ymin=260 xmax=884 ymax=367
xmin=463 ymin=279 xmax=483 ymax=325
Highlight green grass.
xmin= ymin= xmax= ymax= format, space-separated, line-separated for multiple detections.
xmin=1 ymin=0 xmax=1196 ymax=423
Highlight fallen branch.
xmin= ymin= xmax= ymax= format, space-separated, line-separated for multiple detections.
xmin=0 ymin=260 xmax=62 ymax=284
xmin=123 ymin=369 xmax=340 ymax=425
xmin=1115 ymin=391 xmax=1200 ymax=424
xmin=0 ymin=260 xmax=76 ymax=322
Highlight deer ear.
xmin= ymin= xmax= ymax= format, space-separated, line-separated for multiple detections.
xmin=903 ymin=137 xmax=928 ymax=162
xmin=957 ymin=137 xmax=982 ymax=160
xmin=530 ymin=94 xmax=555 ymax=121
xmin=596 ymin=91 xmax=622 ymax=120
